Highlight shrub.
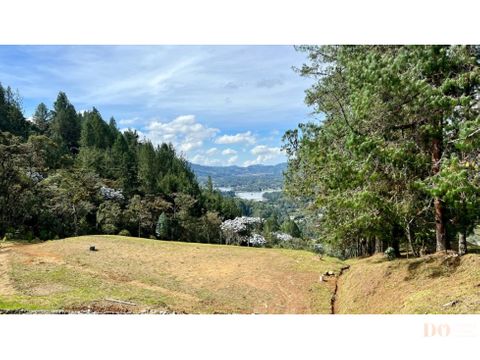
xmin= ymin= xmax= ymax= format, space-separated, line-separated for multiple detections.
xmin=102 ymin=224 xmax=117 ymax=235
xmin=313 ymin=243 xmax=324 ymax=255
xmin=39 ymin=229 xmax=53 ymax=240
xmin=247 ymin=233 xmax=267 ymax=246
xmin=384 ymin=247 xmax=396 ymax=261
xmin=118 ymin=229 xmax=131 ymax=237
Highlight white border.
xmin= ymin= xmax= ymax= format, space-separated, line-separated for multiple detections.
xmin=0 ymin=1 xmax=479 ymax=359
xmin=1 ymin=0 xmax=479 ymax=44
xmin=0 ymin=314 xmax=478 ymax=359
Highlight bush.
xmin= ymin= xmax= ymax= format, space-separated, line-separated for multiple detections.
xmin=313 ymin=243 xmax=324 ymax=255
xmin=118 ymin=229 xmax=131 ymax=237
xmin=102 ymin=224 xmax=117 ymax=235
xmin=39 ymin=229 xmax=53 ymax=240
xmin=384 ymin=247 xmax=396 ymax=261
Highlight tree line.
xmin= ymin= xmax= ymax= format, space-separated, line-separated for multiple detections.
xmin=283 ymin=45 xmax=480 ymax=258
xmin=0 ymin=85 xmax=241 ymax=242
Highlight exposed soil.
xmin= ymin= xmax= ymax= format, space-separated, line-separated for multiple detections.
xmin=330 ymin=265 xmax=350 ymax=314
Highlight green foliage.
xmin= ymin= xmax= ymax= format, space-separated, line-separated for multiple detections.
xmin=51 ymin=92 xmax=80 ymax=152
xmin=0 ymin=84 xmax=31 ymax=138
xmin=284 ymin=45 xmax=480 ymax=257
xmin=384 ymin=247 xmax=396 ymax=261
xmin=0 ymin=82 xmax=245 ymax=243
xmin=280 ymin=219 xmax=302 ymax=238
xmin=32 ymin=103 xmax=51 ymax=134
xmin=118 ymin=229 xmax=131 ymax=237
xmin=155 ymin=212 xmax=172 ymax=240
xmin=96 ymin=201 xmax=122 ymax=234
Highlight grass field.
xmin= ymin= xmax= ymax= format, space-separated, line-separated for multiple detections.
xmin=0 ymin=236 xmax=344 ymax=314
xmin=335 ymin=252 xmax=480 ymax=314
xmin=2 ymin=236 xmax=479 ymax=314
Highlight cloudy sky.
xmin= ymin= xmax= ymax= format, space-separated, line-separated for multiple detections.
xmin=0 ymin=46 xmax=315 ymax=166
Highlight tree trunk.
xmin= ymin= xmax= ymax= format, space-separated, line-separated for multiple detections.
xmin=432 ymin=137 xmax=447 ymax=252
xmin=72 ymin=204 xmax=78 ymax=236
xmin=406 ymin=222 xmax=418 ymax=257
xmin=392 ymin=225 xmax=401 ymax=257
xmin=374 ymin=236 xmax=383 ymax=254
xmin=458 ymin=230 xmax=467 ymax=256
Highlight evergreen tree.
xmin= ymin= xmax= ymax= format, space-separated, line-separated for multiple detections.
xmin=51 ymin=92 xmax=80 ymax=152
xmin=284 ymin=45 xmax=480 ymax=256
xmin=32 ymin=103 xmax=51 ymax=134
xmin=0 ymin=84 xmax=30 ymax=137
xmin=281 ymin=219 xmax=301 ymax=238
xmin=156 ymin=212 xmax=171 ymax=239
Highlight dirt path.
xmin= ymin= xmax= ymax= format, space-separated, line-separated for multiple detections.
xmin=330 ymin=265 xmax=350 ymax=314
xmin=0 ymin=244 xmax=16 ymax=296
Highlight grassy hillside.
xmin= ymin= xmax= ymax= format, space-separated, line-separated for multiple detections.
xmin=0 ymin=236 xmax=343 ymax=314
xmin=2 ymin=236 xmax=479 ymax=314
xmin=335 ymin=253 xmax=480 ymax=314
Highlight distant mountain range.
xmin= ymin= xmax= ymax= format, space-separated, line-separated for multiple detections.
xmin=190 ymin=163 xmax=287 ymax=191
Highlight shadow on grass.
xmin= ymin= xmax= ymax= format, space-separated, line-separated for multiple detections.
xmin=404 ymin=254 xmax=461 ymax=281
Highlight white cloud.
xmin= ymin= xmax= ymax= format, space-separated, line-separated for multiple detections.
xmin=215 ymin=131 xmax=256 ymax=145
xmin=119 ymin=117 xmax=140 ymax=126
xmin=227 ymin=155 xmax=239 ymax=165
xmin=190 ymin=154 xmax=221 ymax=166
xmin=243 ymin=159 xmax=258 ymax=167
xmin=221 ymin=148 xmax=237 ymax=155
xmin=206 ymin=147 xmax=218 ymax=155
xmin=144 ymin=115 xmax=219 ymax=154
xmin=243 ymin=145 xmax=284 ymax=166
xmin=251 ymin=145 xmax=282 ymax=156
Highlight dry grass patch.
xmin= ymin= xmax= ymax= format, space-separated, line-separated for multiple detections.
xmin=0 ymin=236 xmax=344 ymax=314
xmin=335 ymin=253 xmax=480 ymax=314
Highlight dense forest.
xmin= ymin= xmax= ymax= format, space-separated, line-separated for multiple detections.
xmin=283 ymin=45 xmax=480 ymax=258
xmin=0 ymin=86 xmax=241 ymax=243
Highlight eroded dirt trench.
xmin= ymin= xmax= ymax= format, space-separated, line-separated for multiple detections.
xmin=330 ymin=265 xmax=350 ymax=314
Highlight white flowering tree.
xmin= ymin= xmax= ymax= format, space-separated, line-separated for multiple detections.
xmin=247 ymin=233 xmax=266 ymax=246
xmin=272 ymin=232 xmax=293 ymax=242
xmin=99 ymin=186 xmax=124 ymax=202
xmin=220 ymin=216 xmax=264 ymax=246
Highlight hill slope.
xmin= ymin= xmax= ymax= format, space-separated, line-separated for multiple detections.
xmin=0 ymin=236 xmax=343 ymax=314
xmin=335 ymin=253 xmax=480 ymax=314
xmin=2 ymin=236 xmax=479 ymax=314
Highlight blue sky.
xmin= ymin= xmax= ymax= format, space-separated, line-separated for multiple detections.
xmin=0 ymin=46 xmax=315 ymax=166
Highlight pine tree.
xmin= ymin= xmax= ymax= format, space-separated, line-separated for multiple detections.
xmin=51 ymin=92 xmax=80 ymax=152
xmin=156 ymin=212 xmax=171 ymax=239
xmin=32 ymin=103 xmax=51 ymax=134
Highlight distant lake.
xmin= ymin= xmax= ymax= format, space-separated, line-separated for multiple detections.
xmin=218 ymin=187 xmax=281 ymax=201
